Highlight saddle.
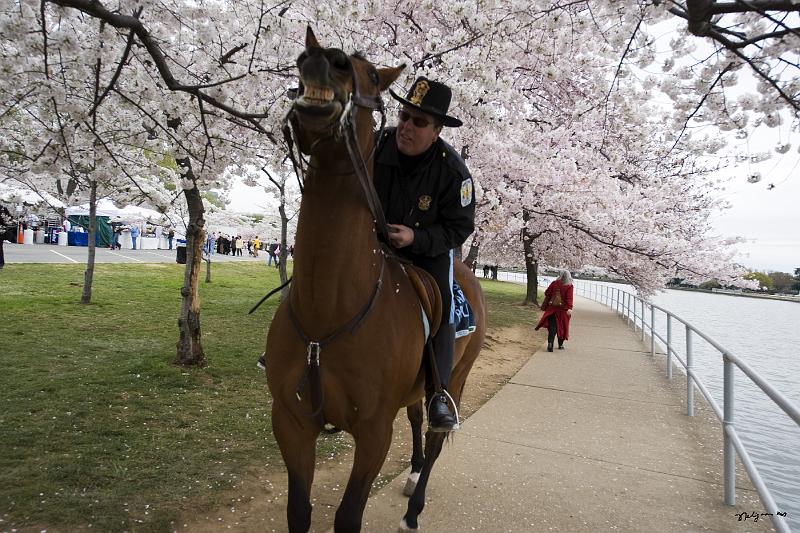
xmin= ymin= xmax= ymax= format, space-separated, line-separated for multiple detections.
xmin=404 ymin=264 xmax=442 ymax=340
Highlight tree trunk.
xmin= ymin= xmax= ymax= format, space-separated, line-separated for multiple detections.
xmin=464 ymin=237 xmax=479 ymax=270
xmin=522 ymin=209 xmax=539 ymax=306
xmin=174 ymin=159 xmax=206 ymax=367
xmin=80 ymin=181 xmax=98 ymax=305
xmin=277 ymin=188 xmax=290 ymax=300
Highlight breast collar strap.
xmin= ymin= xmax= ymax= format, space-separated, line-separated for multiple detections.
xmin=289 ymin=252 xmax=386 ymax=422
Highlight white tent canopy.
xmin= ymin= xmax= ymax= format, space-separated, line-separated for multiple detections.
xmin=66 ymin=199 xmax=165 ymax=223
xmin=65 ymin=198 xmax=126 ymax=217
xmin=117 ymin=204 xmax=165 ymax=222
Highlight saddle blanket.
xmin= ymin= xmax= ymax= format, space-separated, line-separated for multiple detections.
xmin=419 ymin=281 xmax=476 ymax=342
xmin=453 ymin=282 xmax=477 ymax=339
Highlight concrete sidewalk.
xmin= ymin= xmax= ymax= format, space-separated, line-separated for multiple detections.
xmin=360 ymin=297 xmax=773 ymax=532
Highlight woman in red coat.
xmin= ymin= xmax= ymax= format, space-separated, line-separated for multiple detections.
xmin=535 ymin=271 xmax=574 ymax=352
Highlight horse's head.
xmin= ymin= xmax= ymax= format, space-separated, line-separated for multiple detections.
xmin=290 ymin=27 xmax=405 ymax=154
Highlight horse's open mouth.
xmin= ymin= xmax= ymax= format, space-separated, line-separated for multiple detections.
xmin=295 ymin=83 xmax=341 ymax=117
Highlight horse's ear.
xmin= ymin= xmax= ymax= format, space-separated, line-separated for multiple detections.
xmin=306 ymin=26 xmax=322 ymax=50
xmin=377 ymin=64 xmax=406 ymax=92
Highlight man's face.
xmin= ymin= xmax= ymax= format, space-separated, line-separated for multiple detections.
xmin=395 ymin=106 xmax=442 ymax=156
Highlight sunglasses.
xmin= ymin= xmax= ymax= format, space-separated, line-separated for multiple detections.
xmin=398 ymin=110 xmax=434 ymax=128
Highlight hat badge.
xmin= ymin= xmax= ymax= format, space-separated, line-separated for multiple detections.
xmin=409 ymin=80 xmax=430 ymax=106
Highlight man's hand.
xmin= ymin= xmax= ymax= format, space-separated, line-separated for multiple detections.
xmin=566 ymin=309 xmax=572 ymax=316
xmin=387 ymin=224 xmax=414 ymax=248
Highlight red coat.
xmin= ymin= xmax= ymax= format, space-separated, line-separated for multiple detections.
xmin=535 ymin=280 xmax=574 ymax=340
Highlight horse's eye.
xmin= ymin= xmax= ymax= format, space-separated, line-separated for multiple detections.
xmin=368 ymin=70 xmax=379 ymax=86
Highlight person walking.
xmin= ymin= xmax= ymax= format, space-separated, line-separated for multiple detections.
xmin=267 ymin=241 xmax=277 ymax=266
xmin=111 ymin=225 xmax=122 ymax=250
xmin=167 ymin=227 xmax=175 ymax=250
xmin=235 ymin=235 xmax=244 ymax=256
xmin=535 ymin=271 xmax=574 ymax=352
xmin=252 ymin=236 xmax=261 ymax=258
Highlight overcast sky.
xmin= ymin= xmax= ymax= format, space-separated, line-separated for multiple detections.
xmin=709 ymin=136 xmax=800 ymax=273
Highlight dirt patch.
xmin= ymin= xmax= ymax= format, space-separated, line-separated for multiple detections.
xmin=179 ymin=324 xmax=546 ymax=532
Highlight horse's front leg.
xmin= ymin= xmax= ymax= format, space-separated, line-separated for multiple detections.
xmin=334 ymin=420 xmax=394 ymax=533
xmin=272 ymin=405 xmax=319 ymax=533
xmin=403 ymin=401 xmax=425 ymax=496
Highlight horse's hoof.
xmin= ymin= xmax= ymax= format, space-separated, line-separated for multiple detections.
xmin=398 ymin=517 xmax=418 ymax=532
xmin=402 ymin=472 xmax=420 ymax=497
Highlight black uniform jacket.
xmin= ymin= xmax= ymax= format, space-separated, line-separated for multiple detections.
xmin=374 ymin=128 xmax=475 ymax=258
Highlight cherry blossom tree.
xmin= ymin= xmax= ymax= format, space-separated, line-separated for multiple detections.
xmin=2 ymin=0 xmax=772 ymax=342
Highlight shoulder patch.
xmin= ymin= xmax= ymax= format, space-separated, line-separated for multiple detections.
xmin=460 ymin=178 xmax=473 ymax=207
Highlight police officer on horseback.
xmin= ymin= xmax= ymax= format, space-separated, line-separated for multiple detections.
xmin=374 ymin=77 xmax=475 ymax=432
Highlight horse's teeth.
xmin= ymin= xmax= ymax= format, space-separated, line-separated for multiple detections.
xmin=303 ymin=85 xmax=334 ymax=102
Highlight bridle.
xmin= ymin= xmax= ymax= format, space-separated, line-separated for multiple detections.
xmin=278 ymin=50 xmax=394 ymax=427
xmin=281 ymin=51 xmax=390 ymax=240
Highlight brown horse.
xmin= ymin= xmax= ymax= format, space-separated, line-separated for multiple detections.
xmin=265 ymin=28 xmax=486 ymax=533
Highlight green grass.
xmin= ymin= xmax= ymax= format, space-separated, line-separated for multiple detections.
xmin=0 ymin=263 xmax=533 ymax=531
xmin=480 ymin=278 xmax=540 ymax=330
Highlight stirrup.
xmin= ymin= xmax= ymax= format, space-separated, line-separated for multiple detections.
xmin=426 ymin=389 xmax=460 ymax=433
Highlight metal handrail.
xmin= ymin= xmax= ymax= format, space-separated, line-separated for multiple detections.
xmin=565 ymin=279 xmax=798 ymax=533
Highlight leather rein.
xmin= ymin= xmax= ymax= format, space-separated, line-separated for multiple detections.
xmin=277 ymin=56 xmax=392 ymax=426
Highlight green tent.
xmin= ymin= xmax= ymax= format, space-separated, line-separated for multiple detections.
xmin=67 ymin=215 xmax=112 ymax=247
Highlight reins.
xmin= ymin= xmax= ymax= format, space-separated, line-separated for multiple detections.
xmin=264 ymin=56 xmax=394 ymax=428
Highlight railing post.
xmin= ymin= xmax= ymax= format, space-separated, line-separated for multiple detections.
xmin=686 ymin=326 xmax=694 ymax=416
xmin=666 ymin=314 xmax=673 ymax=380
xmin=625 ymin=292 xmax=630 ymax=324
xmin=625 ymin=292 xmax=631 ymax=326
xmin=723 ymin=355 xmax=736 ymax=505
xmin=630 ymin=294 xmax=634 ymax=328
xmin=629 ymin=294 xmax=633 ymax=327
xmin=641 ymin=299 xmax=645 ymax=341
xmin=624 ymin=292 xmax=628 ymax=322
xmin=650 ymin=305 xmax=655 ymax=356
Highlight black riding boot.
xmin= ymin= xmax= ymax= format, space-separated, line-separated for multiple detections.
xmin=428 ymin=323 xmax=457 ymax=432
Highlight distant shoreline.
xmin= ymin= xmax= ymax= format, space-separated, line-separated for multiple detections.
xmin=664 ymin=285 xmax=800 ymax=303
xmin=564 ymin=275 xmax=800 ymax=303
xmin=503 ymin=271 xmax=800 ymax=303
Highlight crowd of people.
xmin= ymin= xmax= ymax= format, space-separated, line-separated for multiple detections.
xmin=203 ymin=231 xmax=293 ymax=266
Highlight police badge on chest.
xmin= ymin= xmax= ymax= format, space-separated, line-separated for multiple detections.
xmin=418 ymin=195 xmax=432 ymax=211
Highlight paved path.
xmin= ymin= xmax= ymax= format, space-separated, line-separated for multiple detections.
xmin=2 ymin=243 xmax=271 ymax=264
xmin=359 ymin=297 xmax=773 ymax=532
